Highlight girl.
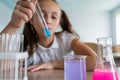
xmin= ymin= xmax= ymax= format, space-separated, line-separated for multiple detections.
xmin=1 ymin=0 xmax=96 ymax=72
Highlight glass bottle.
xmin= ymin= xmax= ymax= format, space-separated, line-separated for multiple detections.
xmin=92 ymin=37 xmax=119 ymax=80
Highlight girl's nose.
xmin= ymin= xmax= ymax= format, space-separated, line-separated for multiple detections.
xmin=45 ymin=16 xmax=52 ymax=24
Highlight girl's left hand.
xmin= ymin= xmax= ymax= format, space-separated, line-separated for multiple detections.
xmin=27 ymin=62 xmax=54 ymax=72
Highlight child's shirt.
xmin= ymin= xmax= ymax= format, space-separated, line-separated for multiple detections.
xmin=27 ymin=31 xmax=76 ymax=66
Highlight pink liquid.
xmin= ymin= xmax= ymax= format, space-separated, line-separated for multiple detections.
xmin=92 ymin=69 xmax=119 ymax=80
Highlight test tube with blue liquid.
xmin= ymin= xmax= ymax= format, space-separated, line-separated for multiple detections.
xmin=0 ymin=0 xmax=51 ymax=37
xmin=35 ymin=1 xmax=51 ymax=37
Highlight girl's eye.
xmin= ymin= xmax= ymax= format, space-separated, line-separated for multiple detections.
xmin=52 ymin=16 xmax=57 ymax=19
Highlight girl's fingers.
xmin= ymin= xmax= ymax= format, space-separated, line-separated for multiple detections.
xmin=27 ymin=64 xmax=39 ymax=70
xmin=16 ymin=5 xmax=33 ymax=20
xmin=30 ymin=66 xmax=43 ymax=72
xmin=14 ymin=9 xmax=29 ymax=23
xmin=16 ymin=0 xmax=36 ymax=21
xmin=29 ymin=63 xmax=54 ymax=72
xmin=19 ymin=1 xmax=36 ymax=14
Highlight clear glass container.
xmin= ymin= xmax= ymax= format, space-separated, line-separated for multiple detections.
xmin=64 ymin=55 xmax=87 ymax=80
xmin=92 ymin=37 xmax=119 ymax=80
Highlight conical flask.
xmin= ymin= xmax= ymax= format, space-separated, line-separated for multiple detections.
xmin=92 ymin=37 xmax=119 ymax=80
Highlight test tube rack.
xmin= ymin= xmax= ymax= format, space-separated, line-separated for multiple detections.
xmin=0 ymin=52 xmax=28 ymax=80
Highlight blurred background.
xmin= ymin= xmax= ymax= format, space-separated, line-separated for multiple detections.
xmin=0 ymin=0 xmax=120 ymax=45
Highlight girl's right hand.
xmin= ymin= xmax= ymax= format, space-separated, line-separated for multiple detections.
xmin=9 ymin=0 xmax=36 ymax=28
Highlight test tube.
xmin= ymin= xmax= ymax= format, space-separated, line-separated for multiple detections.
xmin=35 ymin=1 xmax=51 ymax=37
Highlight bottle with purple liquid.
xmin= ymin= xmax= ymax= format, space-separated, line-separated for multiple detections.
xmin=64 ymin=55 xmax=87 ymax=80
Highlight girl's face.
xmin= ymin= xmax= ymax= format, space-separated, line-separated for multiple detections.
xmin=32 ymin=0 xmax=61 ymax=37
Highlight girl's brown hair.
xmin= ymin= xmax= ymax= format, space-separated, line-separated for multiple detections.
xmin=23 ymin=0 xmax=78 ymax=57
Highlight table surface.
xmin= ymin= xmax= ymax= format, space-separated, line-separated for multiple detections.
xmin=27 ymin=58 xmax=120 ymax=80
xmin=28 ymin=69 xmax=93 ymax=80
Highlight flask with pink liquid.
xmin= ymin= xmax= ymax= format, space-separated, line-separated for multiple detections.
xmin=92 ymin=37 xmax=119 ymax=80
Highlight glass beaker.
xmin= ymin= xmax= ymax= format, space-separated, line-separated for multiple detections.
xmin=92 ymin=37 xmax=119 ymax=80
xmin=64 ymin=55 xmax=87 ymax=80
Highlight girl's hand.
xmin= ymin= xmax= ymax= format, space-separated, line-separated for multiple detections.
xmin=27 ymin=62 xmax=54 ymax=72
xmin=10 ymin=0 xmax=36 ymax=28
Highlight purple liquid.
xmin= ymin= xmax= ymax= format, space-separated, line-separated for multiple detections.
xmin=64 ymin=59 xmax=86 ymax=80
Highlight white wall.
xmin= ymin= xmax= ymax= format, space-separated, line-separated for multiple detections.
xmin=0 ymin=2 xmax=12 ymax=31
xmin=111 ymin=5 xmax=120 ymax=45
xmin=0 ymin=1 xmax=23 ymax=33
xmin=56 ymin=0 xmax=113 ymax=43
xmin=66 ymin=10 xmax=111 ymax=43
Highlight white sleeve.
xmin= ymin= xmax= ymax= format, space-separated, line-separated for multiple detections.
xmin=61 ymin=31 xmax=76 ymax=48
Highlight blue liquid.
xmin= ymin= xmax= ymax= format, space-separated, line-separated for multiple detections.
xmin=44 ymin=28 xmax=51 ymax=37
xmin=64 ymin=59 xmax=86 ymax=80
